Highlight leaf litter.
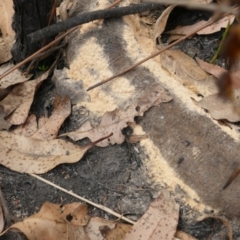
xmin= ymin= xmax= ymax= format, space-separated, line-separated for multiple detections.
xmin=166 ymin=15 xmax=235 ymax=39
xmin=0 ymin=130 xmax=93 ymax=174
xmin=0 ymin=193 xmax=179 ymax=240
xmin=63 ymin=85 xmax=172 ymax=147
xmin=0 ymin=0 xmax=238 ymax=239
xmin=0 ymin=202 xmax=90 ymax=240
xmin=153 ymin=0 xmax=227 ymax=45
xmin=195 ymin=58 xmax=240 ymax=121
xmin=0 ymin=70 xmax=49 ymax=125
xmin=0 ymin=63 xmax=31 ymax=89
xmin=124 ymin=191 xmax=179 ymax=240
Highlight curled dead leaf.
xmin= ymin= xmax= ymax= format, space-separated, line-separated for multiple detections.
xmin=124 ymin=191 xmax=179 ymax=240
xmin=0 ymin=63 xmax=31 ymax=89
xmin=154 ymin=5 xmax=176 ymax=44
xmin=0 ymin=71 xmax=49 ymax=125
xmin=0 ymin=131 xmax=91 ymax=174
xmin=197 ymin=92 xmax=240 ymax=122
xmin=0 ymin=202 xmax=90 ymax=240
xmin=11 ymin=114 xmax=38 ymax=137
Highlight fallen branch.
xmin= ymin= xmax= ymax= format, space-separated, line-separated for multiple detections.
xmin=28 ymin=3 xmax=162 ymax=43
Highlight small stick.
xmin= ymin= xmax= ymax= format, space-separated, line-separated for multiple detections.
xmin=87 ymin=16 xmax=219 ymax=91
xmin=29 ymin=173 xmax=135 ymax=225
xmin=89 ymin=132 xmax=113 ymax=147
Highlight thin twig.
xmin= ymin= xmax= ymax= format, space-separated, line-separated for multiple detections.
xmin=29 ymin=173 xmax=135 ymax=225
xmin=0 ymin=27 xmax=78 ymax=81
xmin=87 ymin=11 xmax=234 ymax=91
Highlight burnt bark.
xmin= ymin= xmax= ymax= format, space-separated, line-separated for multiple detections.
xmin=11 ymin=0 xmax=54 ymax=64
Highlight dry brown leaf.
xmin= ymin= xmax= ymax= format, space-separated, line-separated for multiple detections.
xmin=175 ymin=231 xmax=197 ymax=240
xmin=31 ymin=96 xmax=71 ymax=140
xmin=0 ymin=0 xmax=15 ymax=38
xmin=0 ymin=71 xmax=49 ymax=125
xmin=38 ymin=116 xmax=48 ymax=129
xmin=161 ymin=50 xmax=208 ymax=81
xmin=0 ymin=202 xmax=90 ymax=240
xmin=0 ymin=0 xmax=15 ymax=63
xmin=0 ymin=38 xmax=14 ymax=64
xmin=196 ymin=58 xmax=240 ymax=89
xmin=0 ymin=63 xmax=31 ymax=89
xmin=196 ymin=57 xmax=227 ymax=79
xmin=68 ymin=225 xmax=89 ymax=240
xmin=124 ymin=191 xmax=179 ymax=240
xmin=167 ymin=15 xmax=234 ymax=37
xmin=197 ymin=92 xmax=240 ymax=122
xmin=11 ymin=114 xmax=38 ymax=137
xmin=0 ymin=105 xmax=11 ymax=130
xmin=63 ymin=86 xmax=172 ymax=147
xmin=154 ymin=5 xmax=176 ymax=44
xmin=0 ymin=131 xmax=93 ymax=174
xmin=0 ymin=205 xmax=4 ymax=233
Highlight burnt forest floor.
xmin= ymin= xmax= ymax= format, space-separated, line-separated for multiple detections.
xmin=0 ymin=4 xmax=236 ymax=240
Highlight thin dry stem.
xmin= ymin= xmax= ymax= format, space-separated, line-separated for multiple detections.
xmin=29 ymin=173 xmax=135 ymax=225
xmin=87 ymin=4 xmax=239 ymax=91
xmin=87 ymin=16 xmax=218 ymax=91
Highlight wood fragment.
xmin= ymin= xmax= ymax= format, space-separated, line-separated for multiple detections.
xmin=28 ymin=3 xmax=162 ymax=43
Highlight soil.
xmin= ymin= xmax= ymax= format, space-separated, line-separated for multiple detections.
xmin=1 ymin=3 xmax=239 ymax=240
